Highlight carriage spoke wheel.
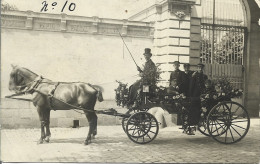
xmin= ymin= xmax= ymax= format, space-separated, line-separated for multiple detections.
xmin=122 ymin=108 xmax=149 ymax=132
xmin=207 ymin=101 xmax=250 ymax=144
xmin=126 ymin=112 xmax=159 ymax=144
xmin=122 ymin=110 xmax=136 ymax=132
xmin=198 ymin=114 xmax=210 ymax=136
xmin=198 ymin=111 xmax=227 ymax=137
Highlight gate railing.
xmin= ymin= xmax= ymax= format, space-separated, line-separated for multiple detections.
xmin=200 ymin=0 xmax=247 ymax=90
xmin=204 ymin=63 xmax=244 ymax=90
xmin=200 ymin=24 xmax=246 ymax=90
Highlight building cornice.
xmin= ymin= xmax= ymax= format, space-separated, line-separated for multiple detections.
xmin=1 ymin=10 xmax=155 ymax=38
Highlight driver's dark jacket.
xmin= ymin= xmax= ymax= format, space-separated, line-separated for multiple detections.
xmin=128 ymin=59 xmax=156 ymax=104
xmin=139 ymin=59 xmax=157 ymax=85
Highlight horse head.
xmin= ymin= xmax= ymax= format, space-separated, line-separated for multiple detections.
xmin=9 ymin=65 xmax=38 ymax=93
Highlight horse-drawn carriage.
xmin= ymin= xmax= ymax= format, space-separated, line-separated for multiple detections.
xmin=114 ymin=80 xmax=250 ymax=144
xmin=7 ymin=66 xmax=250 ymax=145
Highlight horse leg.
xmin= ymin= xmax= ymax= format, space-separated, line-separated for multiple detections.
xmin=92 ymin=113 xmax=98 ymax=139
xmin=44 ymin=109 xmax=51 ymax=143
xmin=84 ymin=112 xmax=96 ymax=145
xmin=37 ymin=107 xmax=46 ymax=144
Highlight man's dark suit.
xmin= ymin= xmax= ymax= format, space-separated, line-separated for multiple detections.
xmin=169 ymin=69 xmax=187 ymax=95
xmin=184 ymin=70 xmax=194 ymax=97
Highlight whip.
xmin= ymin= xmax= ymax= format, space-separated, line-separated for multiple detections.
xmin=116 ymin=28 xmax=141 ymax=70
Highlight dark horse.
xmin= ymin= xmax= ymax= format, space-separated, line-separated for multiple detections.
xmin=8 ymin=65 xmax=103 ymax=145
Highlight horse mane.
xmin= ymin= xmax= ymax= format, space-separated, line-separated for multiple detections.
xmin=19 ymin=67 xmax=38 ymax=77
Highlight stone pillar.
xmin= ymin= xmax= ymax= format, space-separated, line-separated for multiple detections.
xmin=61 ymin=13 xmax=67 ymax=32
xmin=243 ymin=0 xmax=260 ymax=117
xmin=92 ymin=16 xmax=99 ymax=34
xmin=26 ymin=10 xmax=33 ymax=29
xmin=121 ymin=19 xmax=128 ymax=36
xmin=153 ymin=0 xmax=196 ymax=87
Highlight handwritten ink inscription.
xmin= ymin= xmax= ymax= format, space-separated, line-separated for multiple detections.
xmin=40 ymin=0 xmax=76 ymax=13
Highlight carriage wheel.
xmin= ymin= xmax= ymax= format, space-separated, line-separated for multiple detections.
xmin=122 ymin=108 xmax=149 ymax=132
xmin=122 ymin=117 xmax=128 ymax=133
xmin=198 ymin=114 xmax=210 ymax=136
xmin=126 ymin=112 xmax=159 ymax=144
xmin=207 ymin=101 xmax=250 ymax=144
xmin=198 ymin=111 xmax=227 ymax=137
xmin=122 ymin=110 xmax=135 ymax=132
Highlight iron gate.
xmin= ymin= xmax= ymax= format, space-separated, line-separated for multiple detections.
xmin=200 ymin=0 xmax=247 ymax=90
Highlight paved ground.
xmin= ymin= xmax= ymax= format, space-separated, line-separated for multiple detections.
xmin=1 ymin=118 xmax=260 ymax=163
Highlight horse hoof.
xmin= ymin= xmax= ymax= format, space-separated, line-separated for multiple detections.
xmin=84 ymin=139 xmax=92 ymax=145
xmin=84 ymin=140 xmax=89 ymax=145
xmin=45 ymin=137 xmax=50 ymax=143
xmin=37 ymin=139 xmax=44 ymax=144
xmin=44 ymin=136 xmax=51 ymax=143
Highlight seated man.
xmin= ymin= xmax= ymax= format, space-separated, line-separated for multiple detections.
xmin=200 ymin=79 xmax=218 ymax=114
xmin=128 ymin=48 xmax=157 ymax=108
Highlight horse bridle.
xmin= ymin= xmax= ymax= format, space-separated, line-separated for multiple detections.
xmin=6 ymin=75 xmax=43 ymax=100
xmin=13 ymin=71 xmax=43 ymax=94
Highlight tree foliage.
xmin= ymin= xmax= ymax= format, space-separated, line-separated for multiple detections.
xmin=200 ymin=30 xmax=244 ymax=65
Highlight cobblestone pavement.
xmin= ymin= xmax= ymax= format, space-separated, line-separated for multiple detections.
xmin=1 ymin=118 xmax=260 ymax=163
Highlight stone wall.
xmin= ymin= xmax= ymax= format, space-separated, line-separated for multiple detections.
xmin=0 ymin=11 xmax=156 ymax=128
xmin=1 ymin=10 xmax=154 ymax=100
xmin=0 ymin=99 xmax=127 ymax=129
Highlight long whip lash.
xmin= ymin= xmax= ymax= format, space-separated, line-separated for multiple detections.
xmin=116 ymin=28 xmax=139 ymax=68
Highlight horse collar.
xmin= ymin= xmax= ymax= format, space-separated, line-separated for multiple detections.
xmin=26 ymin=76 xmax=43 ymax=94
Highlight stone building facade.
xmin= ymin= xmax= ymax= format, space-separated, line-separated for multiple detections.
xmin=1 ymin=0 xmax=259 ymax=128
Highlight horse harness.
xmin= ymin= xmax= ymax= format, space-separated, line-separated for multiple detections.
xmin=6 ymin=76 xmax=97 ymax=113
xmin=47 ymin=82 xmax=60 ymax=111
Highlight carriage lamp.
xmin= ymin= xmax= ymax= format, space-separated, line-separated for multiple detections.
xmin=143 ymin=85 xmax=149 ymax=93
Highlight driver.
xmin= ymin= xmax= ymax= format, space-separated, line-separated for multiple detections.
xmin=137 ymin=48 xmax=157 ymax=85
xmin=128 ymin=48 xmax=157 ymax=108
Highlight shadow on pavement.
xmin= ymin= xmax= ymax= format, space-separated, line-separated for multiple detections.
xmin=151 ymin=136 xmax=215 ymax=145
xmin=49 ymin=138 xmax=85 ymax=144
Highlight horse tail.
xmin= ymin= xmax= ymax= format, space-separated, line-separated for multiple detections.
xmin=92 ymin=85 xmax=104 ymax=102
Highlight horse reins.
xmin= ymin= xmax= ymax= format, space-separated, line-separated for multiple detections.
xmin=6 ymin=76 xmax=97 ymax=114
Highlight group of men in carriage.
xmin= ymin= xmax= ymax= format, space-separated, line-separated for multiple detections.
xmin=129 ymin=48 xmax=209 ymax=135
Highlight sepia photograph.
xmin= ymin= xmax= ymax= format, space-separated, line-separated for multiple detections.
xmin=1 ymin=0 xmax=260 ymax=163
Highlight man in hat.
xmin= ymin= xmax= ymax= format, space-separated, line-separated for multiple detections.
xmin=128 ymin=48 xmax=157 ymax=108
xmin=190 ymin=63 xmax=208 ymax=97
xmin=185 ymin=63 xmax=208 ymax=135
xmin=183 ymin=63 xmax=194 ymax=97
xmin=137 ymin=48 xmax=157 ymax=85
xmin=168 ymin=61 xmax=187 ymax=95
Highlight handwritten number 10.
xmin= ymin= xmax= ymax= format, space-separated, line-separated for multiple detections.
xmin=41 ymin=1 xmax=76 ymax=12
xmin=61 ymin=0 xmax=76 ymax=12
